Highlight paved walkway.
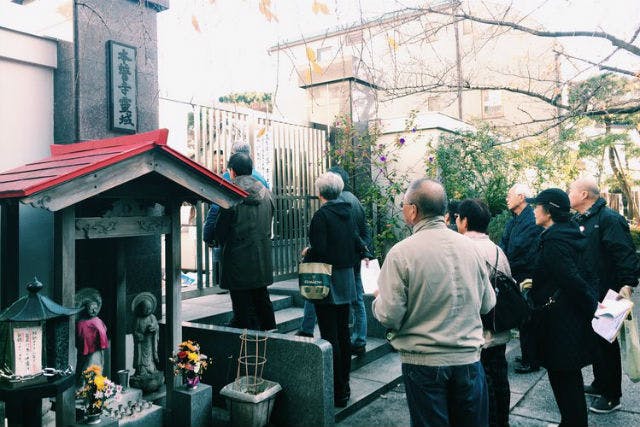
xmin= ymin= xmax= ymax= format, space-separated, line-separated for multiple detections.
xmin=338 ymin=291 xmax=640 ymax=427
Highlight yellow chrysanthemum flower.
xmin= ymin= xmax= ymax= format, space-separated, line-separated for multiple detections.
xmin=94 ymin=375 xmax=106 ymax=390
xmin=188 ymin=352 xmax=199 ymax=363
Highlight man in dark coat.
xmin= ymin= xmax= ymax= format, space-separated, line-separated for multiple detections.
xmin=215 ymin=152 xmax=276 ymax=331
xmin=500 ymin=183 xmax=543 ymax=373
xmin=569 ymin=177 xmax=640 ymax=413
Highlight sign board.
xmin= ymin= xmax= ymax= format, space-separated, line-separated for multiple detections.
xmin=13 ymin=323 xmax=43 ymax=377
xmin=254 ymin=127 xmax=273 ymax=189
xmin=108 ymin=40 xmax=137 ymax=133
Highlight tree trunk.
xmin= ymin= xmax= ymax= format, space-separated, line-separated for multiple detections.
xmin=606 ymin=118 xmax=638 ymax=222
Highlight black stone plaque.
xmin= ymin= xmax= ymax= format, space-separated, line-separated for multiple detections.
xmin=107 ymin=40 xmax=137 ymax=134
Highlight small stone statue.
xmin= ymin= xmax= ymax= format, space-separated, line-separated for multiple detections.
xmin=75 ymin=288 xmax=109 ymax=387
xmin=129 ymin=292 xmax=164 ymax=393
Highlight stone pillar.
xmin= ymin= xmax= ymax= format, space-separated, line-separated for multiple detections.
xmin=55 ymin=0 xmax=169 ymax=143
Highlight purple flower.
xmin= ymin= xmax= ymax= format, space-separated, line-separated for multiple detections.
xmin=412 ymin=127 xmax=417 ymax=133
xmin=380 ymin=155 xmax=387 ymax=162
xmin=428 ymin=156 xmax=434 ymax=163
xmin=399 ymin=137 xmax=405 ymax=144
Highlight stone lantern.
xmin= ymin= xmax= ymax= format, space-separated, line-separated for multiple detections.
xmin=0 ymin=278 xmax=79 ymax=387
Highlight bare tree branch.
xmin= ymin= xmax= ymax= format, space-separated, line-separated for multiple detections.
xmin=419 ymin=6 xmax=640 ymax=57
xmin=557 ymin=50 xmax=638 ymax=77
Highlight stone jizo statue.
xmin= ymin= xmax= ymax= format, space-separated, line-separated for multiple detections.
xmin=75 ymin=288 xmax=109 ymax=386
xmin=130 ymin=292 xmax=163 ymax=393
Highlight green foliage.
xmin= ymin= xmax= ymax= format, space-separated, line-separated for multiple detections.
xmin=630 ymin=226 xmax=640 ymax=250
xmin=426 ymin=128 xmax=510 ymax=215
xmin=487 ymin=210 xmax=512 ymax=244
xmin=568 ymin=73 xmax=626 ymax=113
xmin=218 ymin=92 xmax=273 ymax=111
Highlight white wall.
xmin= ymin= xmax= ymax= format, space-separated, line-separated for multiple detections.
xmin=0 ymin=26 xmax=57 ymax=291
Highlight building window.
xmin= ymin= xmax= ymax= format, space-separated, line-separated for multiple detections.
xmin=482 ymin=90 xmax=504 ymax=118
xmin=316 ymin=46 xmax=333 ymax=62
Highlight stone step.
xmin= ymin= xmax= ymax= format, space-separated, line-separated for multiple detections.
xmin=181 ymin=293 xmax=293 ymax=323
xmin=334 ymin=351 xmax=404 ymax=422
xmin=273 ymin=306 xmax=304 ymax=333
xmin=349 ymin=337 xmax=393 ymax=371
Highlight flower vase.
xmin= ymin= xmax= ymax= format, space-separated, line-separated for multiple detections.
xmin=85 ymin=411 xmax=102 ymax=425
xmin=186 ymin=374 xmax=200 ymax=389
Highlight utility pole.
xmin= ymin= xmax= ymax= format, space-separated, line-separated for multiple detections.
xmin=453 ymin=7 xmax=464 ymax=120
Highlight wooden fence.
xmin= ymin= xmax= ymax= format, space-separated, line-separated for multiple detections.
xmin=184 ymin=104 xmax=329 ymax=289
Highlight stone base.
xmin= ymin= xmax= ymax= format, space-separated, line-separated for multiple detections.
xmin=105 ymin=388 xmax=143 ymax=410
xmin=130 ymin=371 xmax=164 ymax=394
xmin=172 ymin=383 xmax=212 ymax=427
xmin=70 ymin=413 xmax=118 ymax=427
xmin=144 ymin=384 xmax=166 ymax=406
xmin=118 ymin=403 xmax=163 ymax=427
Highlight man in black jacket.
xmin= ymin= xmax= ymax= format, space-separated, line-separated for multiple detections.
xmin=569 ymin=177 xmax=640 ymax=414
xmin=500 ymin=183 xmax=543 ymax=374
xmin=214 ymin=152 xmax=276 ymax=331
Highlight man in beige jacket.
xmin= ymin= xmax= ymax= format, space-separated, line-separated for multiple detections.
xmin=373 ymin=179 xmax=496 ymax=427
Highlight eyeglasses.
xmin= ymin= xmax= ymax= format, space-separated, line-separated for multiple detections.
xmin=400 ymin=201 xmax=415 ymax=208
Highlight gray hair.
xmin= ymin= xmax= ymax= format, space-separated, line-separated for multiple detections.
xmin=510 ymin=183 xmax=533 ymax=198
xmin=406 ymin=178 xmax=448 ymax=218
xmin=231 ymin=141 xmax=251 ymax=155
xmin=315 ymin=171 xmax=344 ymax=200
xmin=572 ymin=177 xmax=600 ymax=199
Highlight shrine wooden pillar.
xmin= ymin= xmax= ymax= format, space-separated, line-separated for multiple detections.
xmin=164 ymin=200 xmax=182 ymax=409
xmin=53 ymin=206 xmax=76 ymax=427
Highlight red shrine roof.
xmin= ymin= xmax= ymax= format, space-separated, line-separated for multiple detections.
xmin=0 ymin=129 xmax=247 ymax=201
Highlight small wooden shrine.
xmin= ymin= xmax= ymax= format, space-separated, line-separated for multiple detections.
xmin=0 ymin=129 xmax=246 ymax=425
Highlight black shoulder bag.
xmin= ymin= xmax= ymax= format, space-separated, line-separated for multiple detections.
xmin=490 ymin=247 xmax=531 ymax=332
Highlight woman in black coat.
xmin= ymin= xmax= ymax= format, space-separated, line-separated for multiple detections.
xmin=527 ymin=188 xmax=598 ymax=427
xmin=302 ymin=171 xmax=363 ymax=408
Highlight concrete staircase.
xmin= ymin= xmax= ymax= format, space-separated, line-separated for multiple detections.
xmin=181 ymin=280 xmax=403 ymax=423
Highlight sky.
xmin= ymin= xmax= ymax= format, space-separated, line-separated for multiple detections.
xmin=1 ymin=0 xmax=638 ymax=103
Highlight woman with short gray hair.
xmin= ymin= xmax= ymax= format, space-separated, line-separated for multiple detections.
xmin=315 ymin=171 xmax=344 ymax=201
xmin=302 ymin=171 xmax=364 ymax=407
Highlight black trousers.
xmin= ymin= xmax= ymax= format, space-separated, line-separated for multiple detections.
xmin=591 ymin=336 xmax=622 ymax=399
xmin=547 ymin=369 xmax=588 ymax=427
xmin=315 ymin=304 xmax=351 ymax=400
xmin=229 ymin=287 xmax=276 ymax=331
xmin=519 ymin=319 xmax=539 ymax=368
xmin=481 ymin=344 xmax=510 ymax=427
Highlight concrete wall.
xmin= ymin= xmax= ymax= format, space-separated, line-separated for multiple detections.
xmin=0 ymin=27 xmax=58 ymax=289
xmin=174 ymin=323 xmax=335 ymax=427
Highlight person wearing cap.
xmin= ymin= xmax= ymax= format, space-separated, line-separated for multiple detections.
xmin=569 ymin=177 xmax=640 ymax=414
xmin=527 ymin=188 xmax=598 ymax=427
xmin=499 ymin=184 xmax=543 ymax=374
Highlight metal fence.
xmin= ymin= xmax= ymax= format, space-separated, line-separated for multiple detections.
xmin=185 ymin=104 xmax=329 ymax=289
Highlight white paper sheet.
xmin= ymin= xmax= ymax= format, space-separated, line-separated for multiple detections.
xmin=360 ymin=259 xmax=381 ymax=294
xmin=592 ymin=289 xmax=634 ymax=343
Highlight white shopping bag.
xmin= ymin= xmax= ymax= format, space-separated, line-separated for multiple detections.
xmin=360 ymin=259 xmax=381 ymax=294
